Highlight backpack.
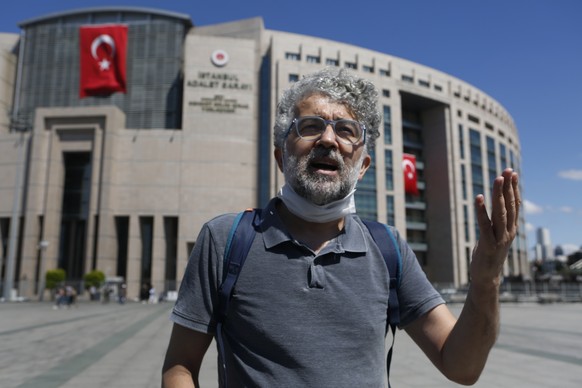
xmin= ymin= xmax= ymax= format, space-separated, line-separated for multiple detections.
xmin=215 ymin=208 xmax=402 ymax=387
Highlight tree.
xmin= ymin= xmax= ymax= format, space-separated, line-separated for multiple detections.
xmin=83 ymin=270 xmax=105 ymax=290
xmin=45 ymin=269 xmax=66 ymax=290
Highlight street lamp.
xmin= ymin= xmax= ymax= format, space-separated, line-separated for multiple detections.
xmin=2 ymin=117 xmax=30 ymax=301
xmin=37 ymin=240 xmax=49 ymax=301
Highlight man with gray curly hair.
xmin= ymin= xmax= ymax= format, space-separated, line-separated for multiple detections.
xmin=163 ymin=68 xmax=521 ymax=387
xmin=273 ymin=68 xmax=380 ymax=210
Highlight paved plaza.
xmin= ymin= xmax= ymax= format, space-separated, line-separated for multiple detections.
xmin=0 ymin=300 xmax=580 ymax=387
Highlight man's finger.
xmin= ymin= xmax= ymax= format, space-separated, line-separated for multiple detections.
xmin=491 ymin=175 xmax=507 ymax=240
xmin=502 ymin=169 xmax=517 ymax=234
xmin=511 ymin=172 xmax=521 ymax=233
xmin=475 ymin=194 xmax=494 ymax=245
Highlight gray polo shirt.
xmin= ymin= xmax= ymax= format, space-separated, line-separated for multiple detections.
xmin=171 ymin=198 xmax=444 ymax=387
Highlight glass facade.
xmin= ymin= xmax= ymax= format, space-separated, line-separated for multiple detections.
xmin=458 ymin=124 xmax=465 ymax=159
xmin=115 ymin=216 xmax=129 ymax=279
xmin=402 ymin=109 xmax=427 ymax=260
xmin=383 ymin=106 xmax=392 ymax=144
xmin=384 ymin=149 xmax=393 ymax=191
xmin=386 ymin=195 xmax=395 ymax=226
xmin=17 ymin=10 xmax=188 ymax=130
xmin=58 ymin=152 xmax=92 ymax=280
xmin=500 ymin=143 xmax=508 ymax=170
xmin=469 ymin=129 xmax=483 ymax=240
xmin=164 ymin=216 xmax=179 ymax=290
xmin=461 ymin=164 xmax=468 ymax=200
xmin=486 ymin=136 xmax=497 ymax=192
xmin=355 ymin=149 xmax=377 ymax=220
xmin=139 ymin=216 xmax=154 ymax=286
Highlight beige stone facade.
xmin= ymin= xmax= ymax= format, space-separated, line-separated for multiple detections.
xmin=0 ymin=10 xmax=528 ymax=300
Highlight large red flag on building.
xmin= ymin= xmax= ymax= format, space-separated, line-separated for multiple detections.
xmin=79 ymin=24 xmax=127 ymax=98
xmin=403 ymin=153 xmax=419 ymax=195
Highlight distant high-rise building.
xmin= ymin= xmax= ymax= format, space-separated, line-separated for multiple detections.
xmin=535 ymin=227 xmax=553 ymax=260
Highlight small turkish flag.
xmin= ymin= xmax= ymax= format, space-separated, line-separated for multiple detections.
xmin=403 ymin=153 xmax=419 ymax=195
xmin=79 ymin=24 xmax=127 ymax=98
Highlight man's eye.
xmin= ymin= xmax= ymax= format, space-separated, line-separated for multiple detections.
xmin=299 ymin=120 xmax=323 ymax=133
xmin=336 ymin=122 xmax=358 ymax=136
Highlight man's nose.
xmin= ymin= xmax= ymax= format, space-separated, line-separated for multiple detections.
xmin=317 ymin=123 xmax=338 ymax=146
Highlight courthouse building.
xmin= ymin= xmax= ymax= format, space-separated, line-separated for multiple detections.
xmin=0 ymin=7 xmax=528 ymax=299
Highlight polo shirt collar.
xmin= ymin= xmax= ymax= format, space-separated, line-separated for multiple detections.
xmin=259 ymin=198 xmax=369 ymax=254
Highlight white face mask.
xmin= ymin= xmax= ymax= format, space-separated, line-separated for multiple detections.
xmin=277 ymin=184 xmax=356 ymax=223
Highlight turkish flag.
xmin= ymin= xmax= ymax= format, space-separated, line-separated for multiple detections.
xmin=79 ymin=24 xmax=127 ymax=98
xmin=403 ymin=153 xmax=419 ymax=195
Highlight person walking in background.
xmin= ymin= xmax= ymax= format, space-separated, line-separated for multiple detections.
xmin=65 ymin=285 xmax=77 ymax=307
xmin=53 ymin=287 xmax=66 ymax=310
xmin=148 ymin=284 xmax=157 ymax=304
xmin=140 ymin=283 xmax=149 ymax=304
xmin=118 ymin=283 xmax=127 ymax=304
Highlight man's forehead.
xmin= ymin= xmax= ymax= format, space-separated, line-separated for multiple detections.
xmin=296 ymin=94 xmax=354 ymax=118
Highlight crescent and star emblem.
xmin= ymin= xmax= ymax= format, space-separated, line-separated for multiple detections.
xmin=90 ymin=34 xmax=116 ymax=71
xmin=402 ymin=159 xmax=416 ymax=179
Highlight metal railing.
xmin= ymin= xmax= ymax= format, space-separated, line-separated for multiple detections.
xmin=435 ymin=281 xmax=582 ymax=303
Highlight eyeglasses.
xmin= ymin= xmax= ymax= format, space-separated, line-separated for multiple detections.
xmin=286 ymin=116 xmax=366 ymax=145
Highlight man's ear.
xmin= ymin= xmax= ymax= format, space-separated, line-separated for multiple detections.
xmin=274 ymin=147 xmax=284 ymax=172
xmin=358 ymin=154 xmax=372 ymax=180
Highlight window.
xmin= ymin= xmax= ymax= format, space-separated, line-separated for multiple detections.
xmin=486 ymin=136 xmax=497 ymax=190
xmin=140 ymin=216 xmax=154 ymax=285
xmin=468 ymin=114 xmax=480 ymax=124
xmin=463 ymin=205 xmax=469 ymax=242
xmin=379 ymin=69 xmax=390 ymax=77
xmin=344 ymin=61 xmax=357 ymax=69
xmin=383 ymin=106 xmax=392 ymax=145
xmin=401 ymin=75 xmax=413 ymax=83
xmin=458 ymin=124 xmax=465 ymax=159
xmin=500 ymin=143 xmax=507 ymax=169
xmin=385 ymin=150 xmax=393 ymax=191
xmin=306 ymin=55 xmax=320 ymax=64
xmin=115 ymin=216 xmax=130 ymax=279
xmin=386 ymin=195 xmax=395 ymax=226
xmin=382 ymin=89 xmax=390 ymax=98
xmin=326 ymin=58 xmax=339 ymax=66
xmin=362 ymin=65 xmax=374 ymax=73
xmin=461 ymin=164 xmax=467 ymax=200
xmin=59 ymin=152 xmax=91 ymax=280
xmin=355 ymin=149 xmax=377 ymax=220
xmin=418 ymin=79 xmax=430 ymax=88
xmin=164 ymin=216 xmax=179 ymax=291
xmin=288 ymin=74 xmax=299 ymax=83
xmin=434 ymin=84 xmax=443 ymax=91
xmin=285 ymin=52 xmax=300 ymax=61
xmin=469 ymin=129 xmax=483 ymax=240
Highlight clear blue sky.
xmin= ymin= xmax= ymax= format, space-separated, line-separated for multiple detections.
xmin=3 ymin=0 xmax=581 ymax=255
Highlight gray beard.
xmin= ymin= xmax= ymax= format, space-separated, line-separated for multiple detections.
xmin=283 ymin=147 xmax=363 ymax=206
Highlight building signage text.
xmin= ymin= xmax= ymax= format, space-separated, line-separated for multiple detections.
xmin=187 ymin=72 xmax=252 ymax=91
xmin=189 ymin=95 xmax=249 ymax=113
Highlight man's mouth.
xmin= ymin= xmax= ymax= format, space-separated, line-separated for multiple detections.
xmin=310 ymin=159 xmax=339 ymax=172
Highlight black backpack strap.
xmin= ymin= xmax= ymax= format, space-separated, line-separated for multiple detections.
xmin=362 ymin=219 xmax=402 ymax=388
xmin=216 ymin=209 xmax=260 ymax=387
